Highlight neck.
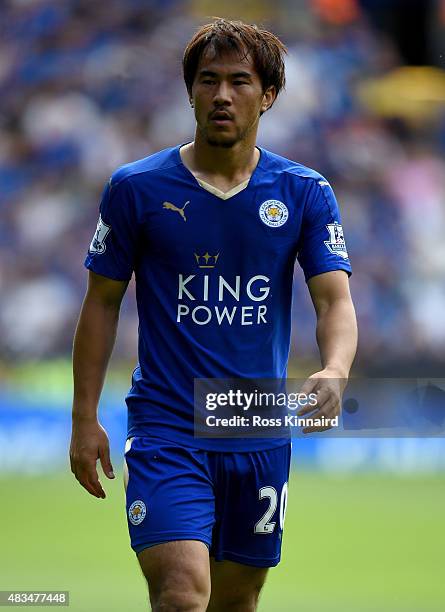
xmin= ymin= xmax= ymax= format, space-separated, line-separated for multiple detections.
xmin=182 ymin=129 xmax=260 ymax=183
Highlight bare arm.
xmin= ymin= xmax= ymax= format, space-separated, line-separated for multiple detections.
xmin=298 ymin=270 xmax=358 ymax=432
xmin=70 ymin=271 xmax=128 ymax=498
xmin=309 ymin=269 xmax=357 ymax=378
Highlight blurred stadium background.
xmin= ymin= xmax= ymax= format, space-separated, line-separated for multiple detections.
xmin=1 ymin=0 xmax=445 ymax=610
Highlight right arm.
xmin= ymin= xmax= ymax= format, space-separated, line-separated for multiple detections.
xmin=70 ymin=270 xmax=128 ymax=498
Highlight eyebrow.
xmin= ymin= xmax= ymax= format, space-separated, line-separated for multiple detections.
xmin=198 ymin=70 xmax=253 ymax=79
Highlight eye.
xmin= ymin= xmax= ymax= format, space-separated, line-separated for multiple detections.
xmin=202 ymin=79 xmax=216 ymax=85
xmin=233 ymin=80 xmax=248 ymax=86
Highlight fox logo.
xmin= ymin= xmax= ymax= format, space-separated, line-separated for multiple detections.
xmin=163 ymin=200 xmax=190 ymax=222
xmin=128 ymin=500 xmax=146 ymax=525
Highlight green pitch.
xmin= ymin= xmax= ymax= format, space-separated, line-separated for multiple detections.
xmin=1 ymin=471 xmax=444 ymax=611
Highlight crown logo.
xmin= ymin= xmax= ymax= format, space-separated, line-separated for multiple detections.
xmin=194 ymin=252 xmax=220 ymax=268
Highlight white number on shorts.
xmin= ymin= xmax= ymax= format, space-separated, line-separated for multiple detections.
xmin=279 ymin=482 xmax=288 ymax=530
xmin=254 ymin=486 xmax=277 ymax=534
xmin=254 ymin=483 xmax=289 ymax=535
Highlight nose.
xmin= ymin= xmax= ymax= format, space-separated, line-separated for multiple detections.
xmin=212 ymin=81 xmax=232 ymax=106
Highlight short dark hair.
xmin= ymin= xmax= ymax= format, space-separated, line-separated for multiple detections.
xmin=183 ymin=18 xmax=287 ymax=99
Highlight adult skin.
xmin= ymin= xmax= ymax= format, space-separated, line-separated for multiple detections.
xmin=179 ymin=47 xmax=276 ymax=192
xmin=70 ymin=45 xmax=357 ymax=612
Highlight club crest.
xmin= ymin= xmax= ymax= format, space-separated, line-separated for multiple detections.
xmin=259 ymin=200 xmax=288 ymax=228
xmin=128 ymin=500 xmax=146 ymax=525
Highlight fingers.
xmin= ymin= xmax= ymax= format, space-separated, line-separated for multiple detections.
xmin=296 ymin=378 xmax=320 ymax=417
xmin=301 ymin=386 xmax=330 ymax=414
xmin=99 ymin=445 xmax=115 ymax=480
xmin=81 ymin=469 xmax=106 ymax=499
xmin=302 ymin=409 xmax=336 ymax=433
xmin=294 ymin=373 xmax=345 ymax=434
xmin=302 ymin=398 xmax=340 ymax=434
xmin=77 ymin=465 xmax=106 ymax=498
xmin=296 ymin=389 xmax=321 ymax=417
xmin=298 ymin=376 xmax=318 ymax=398
xmin=69 ymin=423 xmax=113 ymax=499
xmin=70 ymin=453 xmax=106 ymax=498
xmin=296 ymin=379 xmax=341 ymax=433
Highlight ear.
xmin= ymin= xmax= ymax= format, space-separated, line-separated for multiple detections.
xmin=260 ymin=85 xmax=277 ymax=114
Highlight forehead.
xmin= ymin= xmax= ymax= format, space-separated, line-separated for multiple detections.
xmin=196 ymin=46 xmax=258 ymax=78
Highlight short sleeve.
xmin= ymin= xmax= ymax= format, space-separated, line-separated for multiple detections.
xmin=296 ymin=178 xmax=352 ymax=282
xmin=84 ymin=177 xmax=139 ymax=281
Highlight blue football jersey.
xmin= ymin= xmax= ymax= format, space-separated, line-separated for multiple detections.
xmin=85 ymin=144 xmax=351 ymax=451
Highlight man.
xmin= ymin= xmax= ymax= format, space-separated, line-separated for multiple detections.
xmin=70 ymin=18 xmax=357 ymax=612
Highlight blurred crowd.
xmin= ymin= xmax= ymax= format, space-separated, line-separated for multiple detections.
xmin=1 ymin=0 xmax=444 ymax=373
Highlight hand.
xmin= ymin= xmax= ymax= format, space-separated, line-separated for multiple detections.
xmin=297 ymin=369 xmax=347 ymax=434
xmin=70 ymin=418 xmax=115 ymax=498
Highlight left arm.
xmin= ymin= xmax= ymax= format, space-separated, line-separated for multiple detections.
xmin=309 ymin=269 xmax=357 ymax=378
xmin=297 ymin=270 xmax=358 ymax=432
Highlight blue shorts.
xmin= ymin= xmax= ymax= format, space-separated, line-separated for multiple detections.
xmin=124 ymin=436 xmax=291 ymax=567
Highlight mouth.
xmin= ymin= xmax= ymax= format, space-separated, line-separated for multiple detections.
xmin=210 ymin=111 xmax=233 ymax=125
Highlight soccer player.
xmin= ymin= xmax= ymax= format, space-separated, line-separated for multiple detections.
xmin=70 ymin=19 xmax=357 ymax=612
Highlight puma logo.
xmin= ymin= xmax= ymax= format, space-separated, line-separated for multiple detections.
xmin=163 ymin=200 xmax=190 ymax=222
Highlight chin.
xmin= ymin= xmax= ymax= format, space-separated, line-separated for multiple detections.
xmin=206 ymin=137 xmax=238 ymax=148
xmin=199 ymin=124 xmax=240 ymax=148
